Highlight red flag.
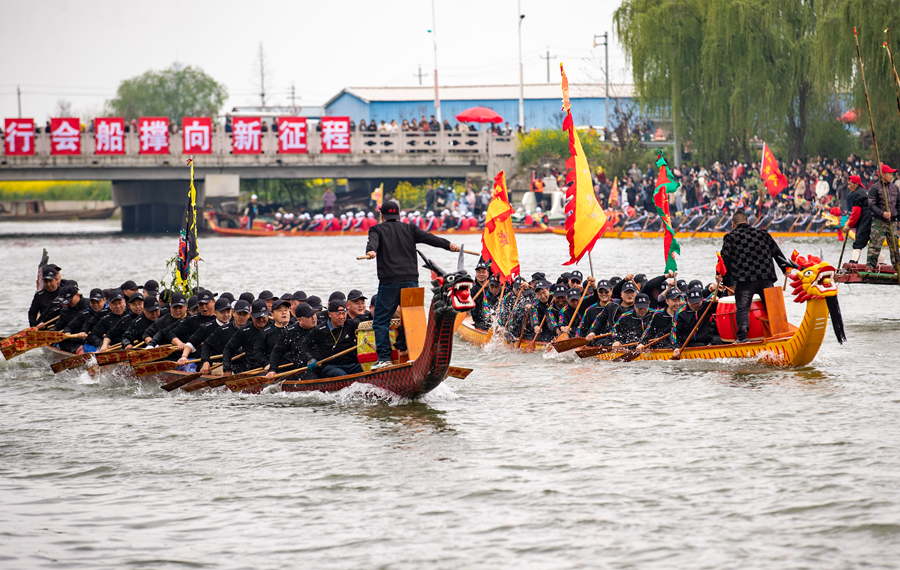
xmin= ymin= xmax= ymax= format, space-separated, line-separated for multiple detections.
xmin=716 ymin=252 xmax=728 ymax=276
xmin=760 ymin=143 xmax=788 ymax=197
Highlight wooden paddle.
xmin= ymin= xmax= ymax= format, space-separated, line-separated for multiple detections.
xmin=127 ymin=344 xmax=176 ymax=366
xmin=224 ymin=345 xmax=359 ymax=393
xmin=612 ymin=334 xmax=668 ymax=362
xmin=159 ymin=371 xmax=205 ymax=392
xmin=551 ymin=337 xmax=589 ymax=353
xmin=553 ymin=278 xmax=593 ymax=343
xmin=25 ymin=330 xmax=81 ymax=347
xmin=522 ymin=314 xmax=546 ymax=354
xmin=133 ymin=357 xmax=201 ymax=377
xmin=575 ymin=337 xmax=633 ymax=358
xmin=670 ymin=287 xmax=719 ymax=361
xmin=1 ymin=318 xmax=60 ymax=359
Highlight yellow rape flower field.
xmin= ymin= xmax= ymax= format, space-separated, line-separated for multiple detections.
xmin=0 ymin=181 xmax=111 ymax=201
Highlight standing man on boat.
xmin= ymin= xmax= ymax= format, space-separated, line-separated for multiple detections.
xmin=844 ymin=174 xmax=872 ymax=265
xmin=865 ymin=165 xmax=900 ymax=271
xmin=365 ymin=200 xmax=460 ymax=370
xmin=720 ymin=211 xmax=795 ymax=343
xmin=243 ymin=194 xmax=259 ymax=230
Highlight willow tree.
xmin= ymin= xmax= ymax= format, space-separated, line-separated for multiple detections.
xmin=816 ymin=0 xmax=900 ymax=165
xmin=106 ymin=65 xmax=228 ymax=123
xmin=615 ymin=0 xmax=842 ymax=163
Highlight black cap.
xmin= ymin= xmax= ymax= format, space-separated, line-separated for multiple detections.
xmin=560 ymin=272 xmax=572 ymax=282
xmin=476 ymin=260 xmax=489 ymax=270
xmin=233 ymin=299 xmax=251 ymax=314
xmin=531 ymin=272 xmax=546 ymax=282
xmin=258 ymin=290 xmax=275 ymax=301
xmin=143 ymin=280 xmax=159 ymax=294
xmin=534 ymin=279 xmax=550 ymax=291
xmin=347 ymin=289 xmax=366 ymax=301
xmin=569 ymin=270 xmax=583 ymax=282
xmin=634 ymin=293 xmax=651 ymax=309
xmin=214 ymin=297 xmax=231 ymax=311
xmin=239 ymin=292 xmax=255 ymax=303
xmin=381 ymin=200 xmax=401 ymax=220
xmin=170 ymin=292 xmax=187 ymax=307
xmin=250 ymin=299 xmax=269 ymax=319
xmin=621 ymin=281 xmax=638 ymax=293
xmin=328 ymin=300 xmax=347 ymax=312
xmin=597 ymin=279 xmax=612 ymax=291
xmin=272 ymin=296 xmax=292 ymax=310
xmin=687 ymin=288 xmax=704 ymax=303
xmin=89 ymin=288 xmax=104 ymax=301
xmin=634 ymin=274 xmax=648 ymax=285
xmin=56 ymin=285 xmax=77 ymax=304
xmin=295 ymin=302 xmax=317 ymax=318
xmin=197 ymin=290 xmax=215 ymax=304
xmin=120 ymin=280 xmax=138 ymax=291
xmin=220 ymin=292 xmax=235 ymax=302
xmin=610 ymin=276 xmax=623 ymax=287
xmin=307 ymin=295 xmax=323 ymax=311
xmin=329 ymin=291 xmax=346 ymax=302
xmin=42 ymin=265 xmax=59 ymax=279
xmin=128 ymin=292 xmax=144 ymax=303
xmin=291 ymin=290 xmax=307 ymax=302
xmin=143 ymin=296 xmax=160 ymax=310
xmin=551 ymin=284 xmax=568 ymax=297
xmin=159 ymin=288 xmax=172 ymax=303
xmin=665 ymin=287 xmax=683 ymax=300
xmin=688 ymin=280 xmax=703 ymax=290
xmin=187 ymin=295 xmax=199 ymax=310
xmin=566 ymin=288 xmax=581 ymax=301
xmin=108 ymin=288 xmax=126 ymax=302
xmin=677 ymin=279 xmax=688 ymax=292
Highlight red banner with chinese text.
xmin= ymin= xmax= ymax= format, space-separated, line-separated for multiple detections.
xmin=138 ymin=117 xmax=169 ymax=154
xmin=4 ymin=118 xmax=35 ymax=155
xmin=278 ymin=117 xmax=308 ymax=154
xmin=183 ymin=117 xmax=212 ymax=154
xmin=50 ymin=118 xmax=81 ymax=155
xmin=94 ymin=118 xmax=125 ymax=155
xmin=320 ymin=117 xmax=351 ymax=154
xmin=232 ymin=117 xmax=262 ymax=154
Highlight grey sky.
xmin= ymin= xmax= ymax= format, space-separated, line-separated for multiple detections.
xmin=1 ymin=0 xmax=630 ymax=122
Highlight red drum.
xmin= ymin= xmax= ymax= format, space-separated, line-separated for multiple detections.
xmin=715 ymin=295 xmax=767 ymax=343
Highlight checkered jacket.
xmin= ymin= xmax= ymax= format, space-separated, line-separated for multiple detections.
xmin=721 ymin=224 xmax=787 ymax=283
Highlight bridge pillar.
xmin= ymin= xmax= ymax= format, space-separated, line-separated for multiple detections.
xmin=113 ymin=180 xmax=205 ymax=234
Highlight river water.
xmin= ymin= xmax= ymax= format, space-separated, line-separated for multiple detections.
xmin=2 ymin=222 xmax=899 ymax=569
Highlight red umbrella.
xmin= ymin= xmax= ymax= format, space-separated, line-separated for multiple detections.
xmin=840 ymin=109 xmax=858 ymax=123
xmin=455 ymin=106 xmax=503 ymax=123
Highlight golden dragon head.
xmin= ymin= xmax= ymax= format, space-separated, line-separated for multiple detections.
xmin=788 ymin=250 xmax=838 ymax=303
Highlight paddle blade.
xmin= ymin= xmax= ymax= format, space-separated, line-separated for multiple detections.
xmin=1 ymin=330 xmax=30 ymax=350
xmin=552 ymin=337 xmax=589 ymax=353
xmin=94 ymin=350 xmax=132 ymax=366
xmin=160 ymin=372 xmax=204 ymax=392
xmin=226 ymin=375 xmax=272 ymax=393
xmin=128 ymin=345 xmax=176 ymax=366
xmin=132 ymin=360 xmax=178 ymax=377
xmin=51 ymin=353 xmax=92 ymax=373
xmin=612 ymin=350 xmax=641 ymax=363
xmin=575 ymin=346 xmax=609 ymax=358
xmin=25 ymin=330 xmax=67 ymax=345
xmin=447 ymin=366 xmax=473 ymax=380
xmin=180 ymin=378 xmax=211 ymax=392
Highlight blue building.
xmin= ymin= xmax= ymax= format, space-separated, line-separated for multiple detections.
xmin=324 ymin=83 xmax=635 ymax=130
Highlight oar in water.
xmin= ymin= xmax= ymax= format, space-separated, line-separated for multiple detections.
xmin=1 ymin=317 xmax=61 ymax=360
xmin=225 ymin=346 xmax=359 ymax=393
xmin=158 ymin=353 xmax=244 ymax=391
xmin=551 ymin=337 xmax=589 ymax=353
xmin=574 ymin=336 xmax=630 ymax=358
xmin=522 ymin=314 xmax=546 ymax=354
xmin=612 ymin=334 xmax=669 ymax=362
xmin=447 ymin=366 xmax=473 ymax=380
xmin=51 ymin=344 xmax=142 ymax=374
xmin=133 ymin=357 xmax=202 ymax=377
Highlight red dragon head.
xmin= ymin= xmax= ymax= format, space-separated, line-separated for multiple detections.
xmin=788 ymin=250 xmax=838 ymax=303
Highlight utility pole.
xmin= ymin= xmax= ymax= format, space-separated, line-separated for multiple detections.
xmin=414 ymin=65 xmax=425 ymax=86
xmin=518 ymin=2 xmax=525 ymax=130
xmin=540 ymin=46 xmax=557 ymax=83
xmin=290 ymin=83 xmax=297 ymax=114
xmin=430 ymin=0 xmax=442 ymax=125
xmin=593 ymin=32 xmax=609 ymax=139
xmin=17 ymin=85 xmax=22 ymax=118
xmin=258 ymin=43 xmax=267 ymax=108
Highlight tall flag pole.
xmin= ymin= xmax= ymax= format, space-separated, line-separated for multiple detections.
xmin=653 ymin=149 xmax=681 ymax=274
xmin=481 ymin=171 xmax=520 ymax=282
xmin=560 ymin=62 xmax=608 ymax=266
xmin=176 ymin=156 xmax=199 ymax=292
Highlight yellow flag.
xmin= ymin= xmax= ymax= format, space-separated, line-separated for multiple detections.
xmin=371 ymin=183 xmax=383 ymax=209
xmin=481 ymin=171 xmax=520 ymax=282
xmin=561 ymin=62 xmax=607 ymax=265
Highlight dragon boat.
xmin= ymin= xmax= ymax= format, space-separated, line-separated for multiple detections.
xmin=39 ymin=252 xmax=477 ymax=399
xmin=836 ymin=262 xmax=899 ymax=286
xmin=455 ymin=316 xmax=550 ymax=352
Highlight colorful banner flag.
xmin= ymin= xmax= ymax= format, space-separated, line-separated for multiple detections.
xmin=560 ymin=63 xmax=608 ymax=266
xmin=608 ymin=176 xmax=619 ymax=207
xmin=716 ymin=252 xmax=728 ymax=276
xmin=371 ymin=183 xmax=383 ymax=210
xmin=761 ymin=142 xmax=788 ymax=197
xmin=653 ymin=149 xmax=681 ymax=274
xmin=481 ymin=171 xmax=520 ymax=283
xmin=176 ymin=158 xmax=199 ymax=290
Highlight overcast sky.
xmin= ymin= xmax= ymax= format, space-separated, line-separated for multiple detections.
xmin=1 ymin=0 xmax=630 ymax=121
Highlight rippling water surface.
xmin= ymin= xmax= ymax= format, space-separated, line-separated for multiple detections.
xmin=2 ymin=223 xmax=899 ymax=569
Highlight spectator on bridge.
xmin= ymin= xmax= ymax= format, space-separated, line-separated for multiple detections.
xmin=44 ymin=121 xmax=51 ymax=134
xmin=442 ymin=119 xmax=452 ymax=131
xmin=429 ymin=116 xmax=440 ymax=131
xmin=368 ymin=120 xmax=377 ymax=132
xmin=401 ymin=120 xmax=411 ymax=132
xmin=426 ymin=185 xmax=435 ymax=212
xmin=377 ymin=121 xmax=389 ymax=133
xmin=410 ymin=118 xmax=418 ymax=131
xmin=388 ymin=120 xmax=399 ymax=133
xmin=419 ymin=117 xmax=431 ymax=132
xmin=349 ymin=120 xmax=356 ymax=132
xmin=261 ymin=121 xmax=268 ymax=133
xmin=322 ymin=188 xmax=337 ymax=215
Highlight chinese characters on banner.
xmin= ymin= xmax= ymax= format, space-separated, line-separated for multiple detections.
xmin=320 ymin=117 xmax=351 ymax=153
xmin=50 ymin=118 xmax=81 ymax=155
xmin=139 ymin=117 xmax=169 ymax=154
xmin=4 ymin=118 xmax=35 ymax=155
xmin=232 ymin=117 xmax=261 ymax=154
xmin=95 ymin=118 xmax=125 ymax=155
xmin=183 ymin=117 xmax=212 ymax=154
xmin=278 ymin=117 xmax=308 ymax=154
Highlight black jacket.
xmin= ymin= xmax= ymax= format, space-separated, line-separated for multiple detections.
xmin=675 ymin=299 xmax=719 ymax=345
xmin=301 ymin=320 xmax=359 ymax=367
xmin=223 ymin=322 xmax=266 ymax=372
xmin=366 ymin=219 xmax=452 ymax=283
xmin=611 ymin=310 xmax=651 ymax=345
xmin=143 ymin=313 xmax=182 ymax=344
xmin=721 ymin=224 xmax=789 ymax=284
xmin=270 ymin=323 xmax=317 ymax=369
xmin=642 ymin=311 xmax=676 ymax=350
xmin=169 ymin=313 xmax=216 ymax=345
xmin=105 ymin=311 xmax=140 ymax=345
xmin=201 ymin=321 xmax=238 ymax=366
xmin=868 ymin=180 xmax=900 ymax=223
xmin=185 ymin=319 xmax=226 ymax=354
xmin=64 ymin=306 xmax=106 ymax=335
xmin=590 ymin=301 xmax=635 ymax=338
xmin=86 ymin=311 xmax=126 ymax=347
xmin=55 ymin=298 xmax=88 ymax=331
xmin=28 ymin=280 xmax=71 ymax=326
xmin=123 ymin=314 xmax=156 ymax=347
xmin=253 ymin=323 xmax=287 ymax=369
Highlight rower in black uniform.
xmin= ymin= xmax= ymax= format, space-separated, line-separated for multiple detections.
xmin=99 ymin=292 xmax=144 ymax=351
xmin=586 ymin=280 xmax=639 ymax=346
xmin=637 ymin=287 xmax=683 ymax=352
xmin=29 ymin=264 xmax=69 ymax=327
xmin=122 ymin=296 xmax=160 ymax=349
xmin=142 ymin=292 xmax=187 ymax=346
xmin=578 ymin=279 xmax=612 ymax=337
xmin=267 ymin=302 xmax=319 ymax=381
xmin=201 ymin=299 xmax=250 ymax=375
xmin=672 ymin=285 xmax=721 ymax=358
xmin=529 ymin=280 xmax=554 ymax=343
xmin=83 ymin=289 xmax=127 ymax=352
xmin=253 ymin=296 xmax=292 ymax=372
xmin=223 ymin=300 xmax=270 ymax=374
xmin=177 ymin=297 xmax=233 ymax=371
xmin=610 ymin=292 xmax=652 ymax=347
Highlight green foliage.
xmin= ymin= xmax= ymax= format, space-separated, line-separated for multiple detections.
xmin=516 ymin=128 xmax=605 ymax=168
xmin=239 ymin=179 xmax=324 ymax=207
xmin=106 ymin=65 xmax=228 ymax=123
xmin=161 ymin=255 xmax=199 ymax=297
xmin=803 ymin=111 xmax=862 ymax=160
xmin=0 ymin=181 xmax=111 ymax=201
xmin=392 ymin=179 xmax=464 ymax=209
xmin=613 ymin=0 xmax=887 ymax=163
xmin=596 ymin=145 xmax=660 ymax=182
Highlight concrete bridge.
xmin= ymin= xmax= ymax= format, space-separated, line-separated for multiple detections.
xmin=0 ymin=130 xmax=516 ymax=232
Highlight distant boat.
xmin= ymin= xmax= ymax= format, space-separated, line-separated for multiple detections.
xmin=0 ymin=199 xmax=117 ymax=222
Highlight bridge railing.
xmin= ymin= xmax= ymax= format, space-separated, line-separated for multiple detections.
xmin=1 ymin=130 xmax=518 ymax=158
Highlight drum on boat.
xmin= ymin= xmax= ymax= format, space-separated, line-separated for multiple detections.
xmin=714 ymin=295 xmax=767 ymax=343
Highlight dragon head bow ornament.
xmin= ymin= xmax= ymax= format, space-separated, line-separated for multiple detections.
xmin=788 ymin=251 xmax=845 ymax=344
